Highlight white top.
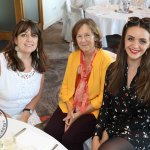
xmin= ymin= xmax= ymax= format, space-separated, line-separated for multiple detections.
xmin=0 ymin=53 xmax=42 ymax=125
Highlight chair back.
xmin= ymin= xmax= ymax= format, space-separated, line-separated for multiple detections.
xmin=71 ymin=0 xmax=85 ymax=8
xmin=66 ymin=0 xmax=71 ymax=13
xmin=83 ymin=0 xmax=95 ymax=9
xmin=71 ymin=5 xmax=84 ymax=21
xmin=61 ymin=2 xmax=85 ymax=42
xmin=93 ymin=0 xmax=110 ymax=6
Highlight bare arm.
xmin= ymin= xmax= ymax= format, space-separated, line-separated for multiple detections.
xmin=92 ymin=136 xmax=101 ymax=150
xmin=20 ymin=74 xmax=45 ymax=123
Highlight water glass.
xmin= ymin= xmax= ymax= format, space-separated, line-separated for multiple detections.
xmin=122 ymin=0 xmax=131 ymax=13
xmin=0 ymin=135 xmax=17 ymax=150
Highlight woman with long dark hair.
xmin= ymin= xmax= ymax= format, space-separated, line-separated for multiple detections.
xmin=92 ymin=17 xmax=150 ymax=150
xmin=0 ymin=20 xmax=47 ymax=125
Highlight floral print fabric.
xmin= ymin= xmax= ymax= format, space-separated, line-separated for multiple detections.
xmin=73 ymin=50 xmax=97 ymax=112
xmin=94 ymin=63 xmax=150 ymax=150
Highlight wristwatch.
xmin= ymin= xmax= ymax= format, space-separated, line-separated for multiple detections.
xmin=23 ymin=108 xmax=33 ymax=115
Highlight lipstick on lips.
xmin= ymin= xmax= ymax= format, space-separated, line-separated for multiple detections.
xmin=130 ymin=48 xmax=139 ymax=54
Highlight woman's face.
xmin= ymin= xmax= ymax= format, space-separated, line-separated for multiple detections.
xmin=125 ymin=26 xmax=150 ymax=62
xmin=76 ymin=24 xmax=95 ymax=52
xmin=15 ymin=28 xmax=38 ymax=55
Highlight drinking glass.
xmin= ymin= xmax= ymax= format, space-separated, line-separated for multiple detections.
xmin=122 ymin=0 xmax=131 ymax=13
xmin=0 ymin=133 xmax=17 ymax=150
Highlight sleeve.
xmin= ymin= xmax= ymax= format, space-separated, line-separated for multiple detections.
xmin=59 ymin=54 xmax=72 ymax=102
xmin=90 ymin=53 xmax=112 ymax=109
xmin=94 ymin=64 xmax=113 ymax=139
xmin=0 ymin=53 xmax=4 ymax=76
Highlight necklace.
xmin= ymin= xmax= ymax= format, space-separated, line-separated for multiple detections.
xmin=16 ymin=69 xmax=35 ymax=79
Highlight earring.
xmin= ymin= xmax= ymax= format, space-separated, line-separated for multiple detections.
xmin=145 ymin=51 xmax=148 ymax=55
xmin=15 ymin=46 xmax=19 ymax=51
xmin=36 ymin=48 xmax=39 ymax=59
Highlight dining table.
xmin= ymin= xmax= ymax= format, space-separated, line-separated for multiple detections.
xmin=0 ymin=118 xmax=67 ymax=150
xmin=85 ymin=4 xmax=150 ymax=47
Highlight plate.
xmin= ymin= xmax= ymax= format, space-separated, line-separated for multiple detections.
xmin=114 ymin=9 xmax=133 ymax=14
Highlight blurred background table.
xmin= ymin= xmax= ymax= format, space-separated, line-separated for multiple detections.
xmin=85 ymin=4 xmax=150 ymax=47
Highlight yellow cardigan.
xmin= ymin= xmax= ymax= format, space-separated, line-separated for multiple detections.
xmin=58 ymin=49 xmax=112 ymax=118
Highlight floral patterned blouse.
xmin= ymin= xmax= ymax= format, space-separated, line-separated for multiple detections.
xmin=94 ymin=63 xmax=150 ymax=150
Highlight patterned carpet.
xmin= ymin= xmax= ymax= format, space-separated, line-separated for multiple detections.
xmin=36 ymin=58 xmax=67 ymax=117
xmin=36 ymin=22 xmax=70 ymax=118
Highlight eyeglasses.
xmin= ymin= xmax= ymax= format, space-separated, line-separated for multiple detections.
xmin=128 ymin=17 xmax=150 ymax=24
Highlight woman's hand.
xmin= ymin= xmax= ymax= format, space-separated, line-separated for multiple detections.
xmin=68 ymin=111 xmax=81 ymax=125
xmin=92 ymin=130 xmax=109 ymax=150
xmin=92 ymin=136 xmax=101 ymax=150
xmin=101 ymin=130 xmax=109 ymax=145
xmin=63 ymin=111 xmax=81 ymax=132
xmin=63 ymin=110 xmax=74 ymax=132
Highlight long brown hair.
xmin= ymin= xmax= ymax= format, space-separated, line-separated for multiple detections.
xmin=3 ymin=19 xmax=48 ymax=73
xmin=107 ymin=18 xmax=150 ymax=103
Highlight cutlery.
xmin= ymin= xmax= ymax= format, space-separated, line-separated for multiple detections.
xmin=51 ymin=144 xmax=58 ymax=150
xmin=14 ymin=128 xmax=26 ymax=138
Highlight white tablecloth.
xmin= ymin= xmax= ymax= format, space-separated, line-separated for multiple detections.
xmin=1 ymin=118 xmax=67 ymax=150
xmin=85 ymin=5 xmax=150 ymax=47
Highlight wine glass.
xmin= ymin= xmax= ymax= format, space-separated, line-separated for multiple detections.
xmin=122 ymin=0 xmax=131 ymax=13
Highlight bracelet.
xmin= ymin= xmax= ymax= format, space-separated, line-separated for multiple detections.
xmin=23 ymin=108 xmax=33 ymax=115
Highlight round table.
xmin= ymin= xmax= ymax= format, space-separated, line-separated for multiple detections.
xmin=1 ymin=118 xmax=67 ymax=150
